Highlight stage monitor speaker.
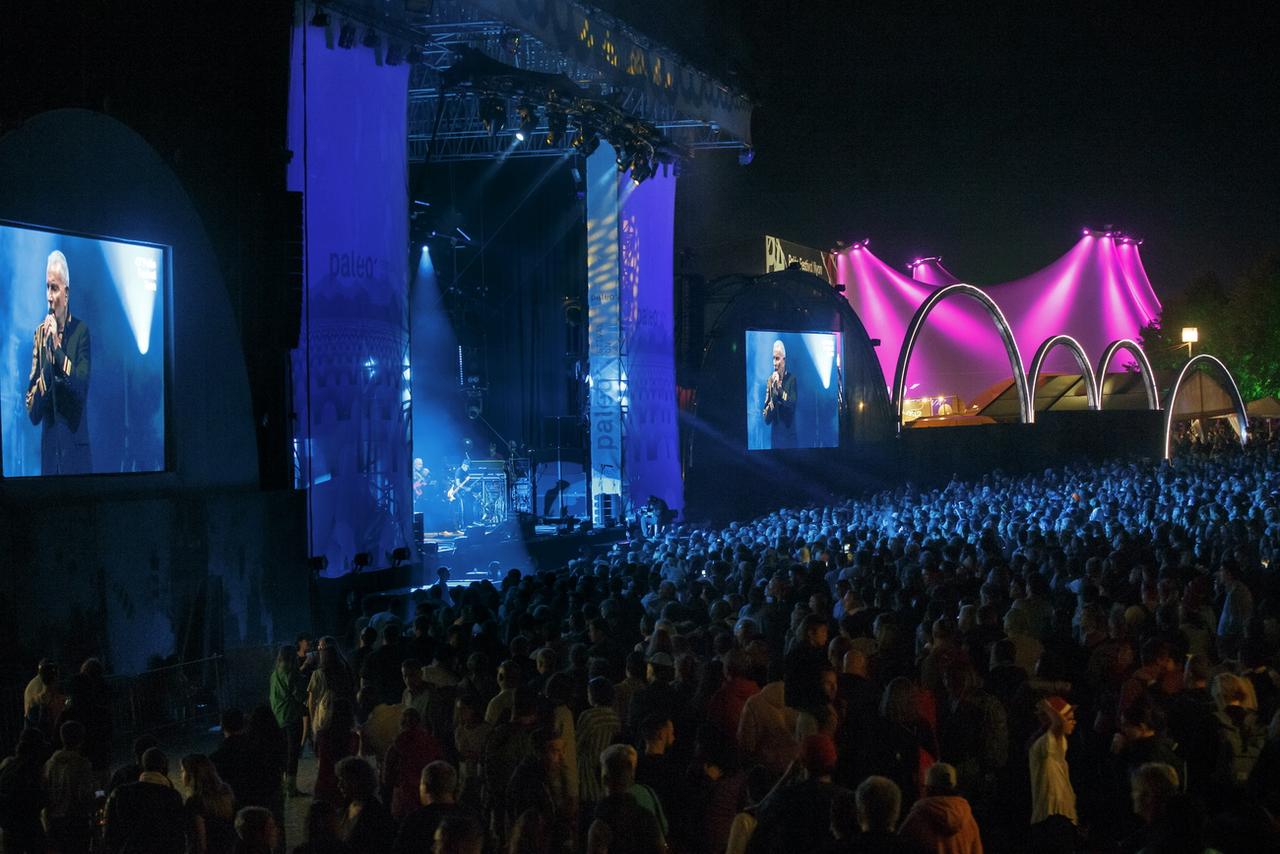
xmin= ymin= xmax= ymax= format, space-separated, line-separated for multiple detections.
xmin=413 ymin=512 xmax=425 ymax=546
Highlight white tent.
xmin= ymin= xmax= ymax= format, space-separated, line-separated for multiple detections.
xmin=1247 ymin=397 xmax=1280 ymax=418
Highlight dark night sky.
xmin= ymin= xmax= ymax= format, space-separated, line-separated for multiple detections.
xmin=601 ymin=0 xmax=1280 ymax=295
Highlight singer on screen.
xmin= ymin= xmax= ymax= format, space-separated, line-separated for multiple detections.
xmin=25 ymin=249 xmax=92 ymax=474
xmin=762 ymin=338 xmax=797 ymax=448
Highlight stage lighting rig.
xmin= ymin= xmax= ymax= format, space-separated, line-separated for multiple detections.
xmin=515 ymin=101 xmax=538 ymax=141
xmin=362 ymin=27 xmax=380 ymax=49
xmin=337 ymin=20 xmax=357 ymax=49
xmin=310 ymin=5 xmax=329 ymax=27
xmin=572 ymin=126 xmax=601 ymax=156
xmin=479 ymin=95 xmax=507 ymax=135
xmin=545 ymin=107 xmax=568 ymax=145
xmin=438 ymin=47 xmax=691 ymax=181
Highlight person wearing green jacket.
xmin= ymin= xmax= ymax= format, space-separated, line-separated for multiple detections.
xmin=269 ymin=644 xmax=308 ymax=797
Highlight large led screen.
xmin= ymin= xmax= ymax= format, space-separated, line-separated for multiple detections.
xmin=745 ymin=329 xmax=842 ymax=451
xmin=1 ymin=221 xmax=166 ymax=476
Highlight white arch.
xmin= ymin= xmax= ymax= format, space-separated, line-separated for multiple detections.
xmin=1025 ymin=334 xmax=1100 ymax=422
xmin=1161 ymin=353 xmax=1249 ymax=459
xmin=891 ymin=283 xmax=1030 ymax=430
xmin=1096 ymin=338 xmax=1160 ymax=411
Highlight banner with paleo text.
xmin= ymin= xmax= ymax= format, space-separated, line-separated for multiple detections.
xmin=287 ymin=13 xmax=412 ymax=574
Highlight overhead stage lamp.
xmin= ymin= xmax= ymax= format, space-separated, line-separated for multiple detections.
xmin=572 ymin=129 xmax=600 ymax=156
xmin=309 ymin=5 xmax=330 ymax=27
xmin=479 ymin=95 xmax=507 ymax=135
xmin=515 ymin=101 xmax=537 ymax=141
xmin=337 ymin=21 xmax=357 ymax=49
xmin=362 ymin=27 xmax=380 ymax=50
xmin=545 ymin=109 xmax=568 ymax=145
xmin=384 ymin=42 xmax=404 ymax=66
xmin=629 ymin=152 xmax=655 ymax=184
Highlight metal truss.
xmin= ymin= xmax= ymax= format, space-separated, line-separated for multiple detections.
xmin=401 ymin=0 xmax=748 ymax=162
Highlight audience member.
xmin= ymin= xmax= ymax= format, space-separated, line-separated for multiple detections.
xmin=897 ymin=762 xmax=983 ymax=853
xmin=103 ymin=747 xmax=185 ymax=854
xmin=42 ymin=720 xmax=96 ymax=854
xmin=179 ymin=753 xmax=237 ymax=854
xmin=335 ymin=756 xmax=396 ymax=854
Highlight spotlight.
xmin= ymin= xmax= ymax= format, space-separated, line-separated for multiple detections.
xmin=310 ymin=5 xmax=329 ymax=27
xmin=353 ymin=551 xmax=372 ymax=571
xmin=337 ymin=21 xmax=356 ymax=49
xmin=630 ymin=154 xmax=654 ymax=184
xmin=515 ymin=101 xmax=537 ymax=141
xmin=479 ymin=95 xmax=507 ymax=135
xmin=384 ymin=42 xmax=403 ymax=66
xmin=546 ymin=109 xmax=567 ymax=145
xmin=572 ymin=129 xmax=600 ymax=156
xmin=389 ymin=547 xmax=411 ymax=567
xmin=362 ymin=27 xmax=380 ymax=49
xmin=737 ymin=147 xmax=754 ymax=166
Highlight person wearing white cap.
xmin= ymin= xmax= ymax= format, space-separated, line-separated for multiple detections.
xmin=1029 ymin=696 xmax=1078 ymax=827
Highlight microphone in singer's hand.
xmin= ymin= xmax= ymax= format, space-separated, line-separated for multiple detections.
xmin=43 ymin=308 xmax=56 ymax=361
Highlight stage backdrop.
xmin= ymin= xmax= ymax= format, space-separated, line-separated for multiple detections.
xmin=619 ymin=169 xmax=681 ymax=516
xmin=586 ymin=148 xmax=681 ymax=521
xmin=287 ymin=14 xmax=412 ymax=575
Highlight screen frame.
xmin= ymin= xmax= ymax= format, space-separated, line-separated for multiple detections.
xmin=743 ymin=326 xmax=845 ymax=452
xmin=0 ymin=217 xmax=174 ymax=480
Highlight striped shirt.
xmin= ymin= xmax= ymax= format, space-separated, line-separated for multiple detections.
xmin=576 ymin=705 xmax=621 ymax=805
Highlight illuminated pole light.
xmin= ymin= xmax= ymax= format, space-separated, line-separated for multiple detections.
xmin=1181 ymin=326 xmax=1198 ymax=358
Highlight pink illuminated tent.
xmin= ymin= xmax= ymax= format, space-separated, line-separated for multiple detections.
xmin=908 ymin=257 xmax=961 ymax=286
xmin=834 ymin=232 xmax=1163 ymax=411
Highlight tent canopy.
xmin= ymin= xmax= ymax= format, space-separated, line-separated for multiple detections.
xmin=1247 ymin=397 xmax=1280 ymax=418
xmin=1170 ymin=370 xmax=1237 ymax=419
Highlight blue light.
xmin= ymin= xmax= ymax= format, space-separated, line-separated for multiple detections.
xmin=99 ymin=241 xmax=162 ymax=355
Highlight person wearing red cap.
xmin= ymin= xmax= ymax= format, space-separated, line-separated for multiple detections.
xmin=747 ymin=734 xmax=851 ymax=854
xmin=1029 ymin=696 xmax=1078 ymax=828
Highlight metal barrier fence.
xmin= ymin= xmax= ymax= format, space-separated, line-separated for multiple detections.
xmin=1 ymin=645 xmax=277 ymax=758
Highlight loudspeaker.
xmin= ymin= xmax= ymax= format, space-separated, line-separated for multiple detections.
xmin=594 ymin=493 xmax=620 ymax=527
xmin=273 ymin=191 xmax=304 ymax=349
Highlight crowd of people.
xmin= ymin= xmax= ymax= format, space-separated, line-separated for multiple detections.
xmin=4 ymin=434 xmax=1280 ymax=854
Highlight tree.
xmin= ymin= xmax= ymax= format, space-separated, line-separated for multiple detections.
xmin=1140 ymin=258 xmax=1280 ymax=402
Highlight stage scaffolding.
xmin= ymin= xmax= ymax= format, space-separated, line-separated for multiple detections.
xmin=316 ymin=0 xmax=752 ymax=162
